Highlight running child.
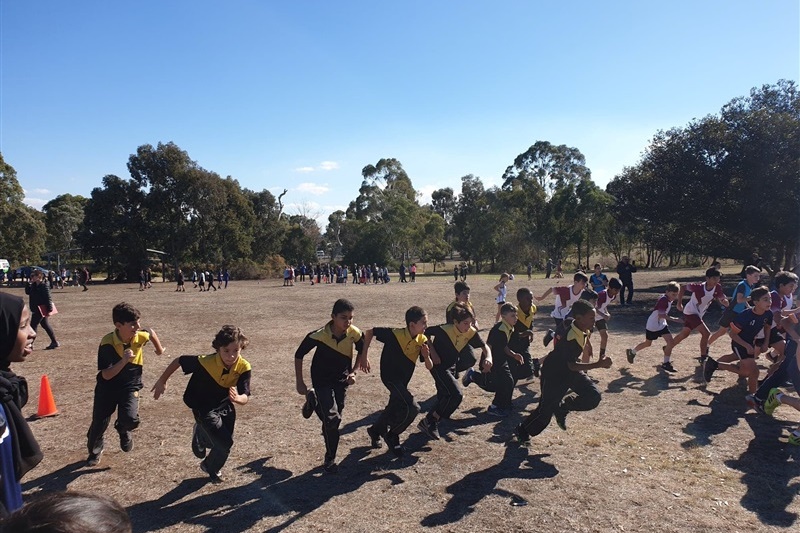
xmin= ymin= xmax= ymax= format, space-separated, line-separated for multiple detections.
xmin=294 ymin=299 xmax=364 ymax=473
xmin=86 ymin=303 xmax=165 ymax=466
xmin=588 ymin=278 xmax=622 ymax=362
xmin=508 ymin=288 xmax=539 ymax=380
xmin=152 ymin=325 xmax=251 ymax=483
xmin=418 ymin=303 xmax=490 ymax=440
xmin=708 ymin=265 xmax=761 ymax=346
xmin=514 ymin=300 xmax=613 ymax=446
xmin=626 ymin=282 xmax=682 ymax=366
xmin=446 ymin=281 xmax=478 ymax=328
xmin=589 ymin=264 xmax=609 ymax=293
xmin=663 ymin=267 xmax=729 ymax=371
xmin=494 ymin=273 xmax=511 ymax=323
xmin=756 ymin=312 xmax=800 ymax=444
xmin=462 ymin=303 xmax=524 ymax=417
xmin=537 ymin=271 xmax=589 ymax=346
xmin=703 ymin=286 xmax=773 ymax=393
xmin=764 ymin=271 xmax=799 ymax=364
xmin=358 ymin=307 xmax=431 ymax=457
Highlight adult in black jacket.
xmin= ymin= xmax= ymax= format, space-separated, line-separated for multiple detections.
xmin=24 ymin=270 xmax=59 ymax=349
xmin=615 ymin=256 xmax=637 ymax=306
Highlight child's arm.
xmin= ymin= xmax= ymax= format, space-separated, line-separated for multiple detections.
xmin=568 ymin=355 xmax=612 ymax=372
xmin=152 ymin=357 xmax=182 ymax=399
xmin=503 ymin=344 xmax=524 ymax=364
xmin=480 ymin=345 xmax=493 ymax=372
xmin=420 ymin=343 xmax=434 ymax=370
xmin=101 ymin=349 xmax=136 ymax=381
xmin=294 ymin=358 xmax=308 ymax=395
xmin=427 ymin=342 xmax=441 ymax=366
xmin=145 ymin=328 xmax=165 ymax=355
xmin=355 ymin=329 xmax=374 ymax=373
xmin=676 ymin=286 xmax=686 ymax=312
xmin=534 ymin=288 xmax=553 ymax=302
xmin=229 ymin=387 xmax=248 ymax=405
xmin=728 ymin=329 xmax=754 ymax=355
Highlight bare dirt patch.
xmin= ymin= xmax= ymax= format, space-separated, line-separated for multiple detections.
xmin=10 ymin=268 xmax=799 ymax=532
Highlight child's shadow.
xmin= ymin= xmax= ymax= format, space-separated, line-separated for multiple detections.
xmin=22 ymin=460 xmax=108 ymax=493
xmin=421 ymin=445 xmax=558 ymax=527
xmin=681 ymin=384 xmax=748 ymax=447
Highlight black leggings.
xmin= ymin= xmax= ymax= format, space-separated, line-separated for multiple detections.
xmin=30 ymin=311 xmax=57 ymax=344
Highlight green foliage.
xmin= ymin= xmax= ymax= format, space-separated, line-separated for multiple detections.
xmin=0 ymin=153 xmax=48 ymax=264
xmin=42 ymin=194 xmax=88 ymax=252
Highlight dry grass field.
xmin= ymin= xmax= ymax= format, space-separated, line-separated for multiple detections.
xmin=7 ymin=267 xmax=799 ymax=532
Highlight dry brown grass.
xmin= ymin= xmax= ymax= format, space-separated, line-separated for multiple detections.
xmin=10 ymin=268 xmax=800 ymax=532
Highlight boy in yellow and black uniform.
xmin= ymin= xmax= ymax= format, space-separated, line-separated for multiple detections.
xmin=294 ymin=299 xmax=364 ymax=473
xmin=418 ymin=303 xmax=490 ymax=440
xmin=359 ymin=306 xmax=431 ymax=457
xmin=152 ymin=325 xmax=251 ymax=483
xmin=508 ymin=287 xmax=541 ymax=381
xmin=463 ymin=303 xmax=524 ymax=417
xmin=515 ymin=300 xmax=612 ymax=446
xmin=86 ymin=302 xmax=165 ymax=466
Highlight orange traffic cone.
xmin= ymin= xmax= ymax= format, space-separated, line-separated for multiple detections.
xmin=35 ymin=375 xmax=59 ymax=418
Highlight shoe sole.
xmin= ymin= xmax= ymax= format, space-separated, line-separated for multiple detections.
xmin=302 ymin=389 xmax=317 ymax=419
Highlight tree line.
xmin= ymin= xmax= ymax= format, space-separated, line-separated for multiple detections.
xmin=0 ymin=80 xmax=796 ymax=278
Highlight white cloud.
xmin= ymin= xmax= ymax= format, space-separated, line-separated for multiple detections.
xmin=416 ymin=184 xmax=438 ymax=205
xmin=293 ymin=166 xmax=315 ymax=173
xmin=23 ymin=197 xmax=47 ymax=210
xmin=296 ymin=182 xmax=330 ymax=195
xmin=32 ymin=188 xmax=51 ymax=195
xmin=319 ymin=161 xmax=339 ymax=171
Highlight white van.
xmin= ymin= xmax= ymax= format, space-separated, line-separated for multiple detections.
xmin=0 ymin=260 xmax=9 ymax=273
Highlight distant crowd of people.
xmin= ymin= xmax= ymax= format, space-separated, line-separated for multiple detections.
xmin=282 ymin=262 xmax=418 ymax=286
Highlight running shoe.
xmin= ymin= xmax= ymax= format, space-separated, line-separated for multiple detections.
xmin=764 ymin=388 xmax=782 ymax=416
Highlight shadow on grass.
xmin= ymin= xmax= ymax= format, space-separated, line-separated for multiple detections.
xmin=725 ymin=414 xmax=800 ymax=527
xmin=22 ymin=460 xmax=108 ymax=493
xmin=605 ymin=367 xmax=693 ymax=397
xmin=681 ymin=384 xmax=748 ymax=447
xmin=421 ymin=444 xmax=558 ymax=527
xmin=127 ymin=445 xmax=420 ymax=533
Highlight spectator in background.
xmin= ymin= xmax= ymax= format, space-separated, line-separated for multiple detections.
xmin=616 ymin=256 xmax=637 ymax=306
xmin=24 ymin=270 xmax=59 ymax=350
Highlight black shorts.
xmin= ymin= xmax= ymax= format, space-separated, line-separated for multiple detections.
xmin=594 ymin=319 xmax=608 ymax=331
xmin=645 ymin=326 xmax=670 ymax=341
xmin=732 ymin=342 xmax=756 ymax=360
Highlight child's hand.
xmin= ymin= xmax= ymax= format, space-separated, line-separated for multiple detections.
xmin=482 ymin=359 xmax=493 ymax=372
xmin=676 ymin=303 xmax=684 ymax=312
xmin=346 ymin=373 xmax=356 ymax=385
xmin=123 ymin=348 xmax=135 ymax=361
xmin=229 ymin=387 xmax=241 ymax=404
xmin=356 ymin=354 xmax=371 ymax=373
xmin=152 ymin=380 xmax=166 ymax=399
xmin=512 ymin=352 xmax=524 ymax=364
xmin=155 ymin=346 xmax=166 ymax=355
xmin=599 ymin=356 xmax=613 ymax=369
xmin=420 ymin=343 xmax=431 ymax=359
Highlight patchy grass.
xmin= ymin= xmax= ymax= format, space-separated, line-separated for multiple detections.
xmin=10 ymin=268 xmax=800 ymax=532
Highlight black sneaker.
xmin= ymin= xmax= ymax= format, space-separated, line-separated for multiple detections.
xmin=323 ymin=459 xmax=339 ymax=474
xmin=703 ymin=357 xmax=719 ymax=384
xmin=367 ymin=425 xmax=383 ymax=449
xmin=661 ymin=361 xmax=677 ymax=373
xmin=699 ymin=354 xmax=708 ymax=364
xmin=513 ymin=425 xmax=531 ymax=447
xmin=554 ymin=408 xmax=567 ymax=431
xmin=302 ymin=389 xmax=317 ymax=419
xmin=119 ymin=432 xmax=133 ymax=452
xmin=543 ymin=329 xmax=555 ymax=347
xmin=417 ymin=417 xmax=441 ymax=440
xmin=191 ymin=424 xmax=207 ymax=459
xmin=200 ymin=461 xmax=224 ymax=484
xmin=532 ymin=358 xmax=541 ymax=378
xmin=384 ymin=432 xmax=404 ymax=457
xmin=626 ymin=348 xmax=636 ymax=364
xmin=86 ymin=449 xmax=103 ymax=467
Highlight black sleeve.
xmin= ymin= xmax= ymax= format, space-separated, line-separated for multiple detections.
xmin=179 ymin=355 xmax=200 ymax=375
xmin=374 ymin=327 xmax=392 ymax=344
xmin=468 ymin=332 xmax=486 ymax=349
xmin=97 ymin=343 xmax=119 ymax=372
xmin=294 ymin=334 xmax=317 ymax=359
xmin=237 ymin=370 xmax=252 ymax=396
xmin=424 ymin=325 xmax=443 ymax=339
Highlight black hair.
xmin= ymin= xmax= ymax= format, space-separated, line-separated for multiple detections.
xmin=516 ymin=287 xmax=533 ymax=300
xmin=112 ymin=302 xmax=141 ymax=325
xmin=571 ymin=299 xmax=595 ymax=317
xmin=608 ymin=277 xmax=623 ymax=290
xmin=1 ymin=491 xmax=132 ymax=533
xmin=580 ymin=289 xmax=598 ymax=302
xmin=332 ymin=298 xmax=354 ymax=316
xmin=705 ymin=267 xmax=721 ymax=279
xmin=749 ymin=286 xmax=770 ymax=304
xmin=212 ymin=325 xmax=249 ymax=350
xmin=775 ymin=271 xmax=799 ymax=288
xmin=405 ymin=306 xmax=426 ymax=326
xmin=500 ymin=303 xmax=517 ymax=316
xmin=454 ymin=281 xmax=470 ymax=294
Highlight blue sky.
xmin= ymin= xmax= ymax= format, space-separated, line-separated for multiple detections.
xmin=2 ymin=1 xmax=797 ymax=224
